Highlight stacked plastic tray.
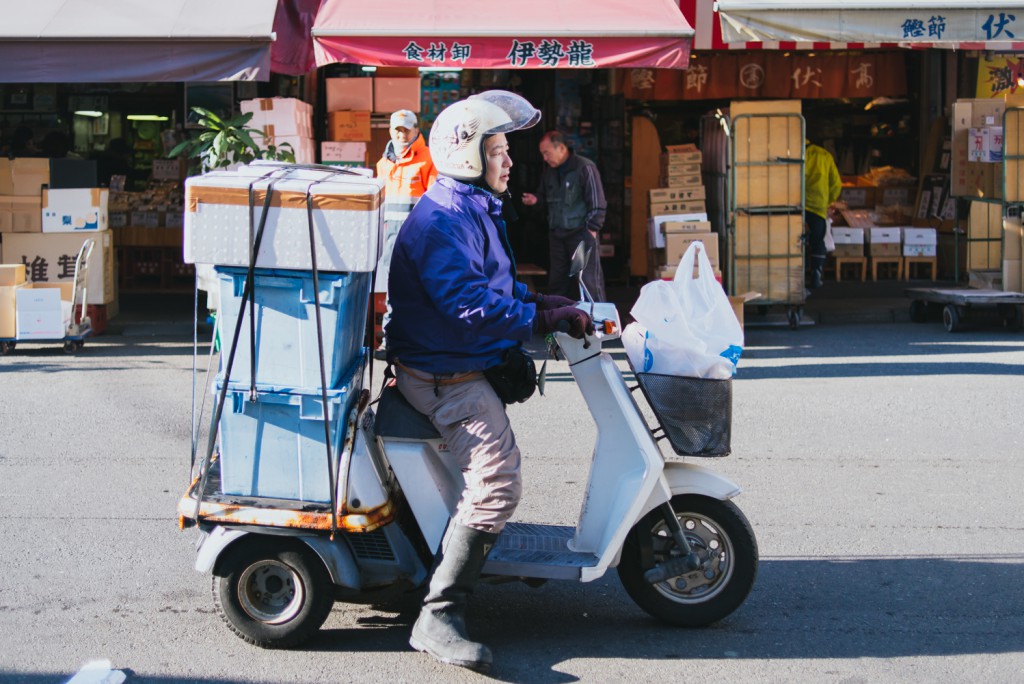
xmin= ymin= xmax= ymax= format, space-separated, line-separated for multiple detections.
xmin=184 ymin=163 xmax=385 ymax=503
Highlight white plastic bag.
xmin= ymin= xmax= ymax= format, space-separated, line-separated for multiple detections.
xmin=629 ymin=241 xmax=743 ymax=379
xmin=824 ymin=217 xmax=836 ymax=253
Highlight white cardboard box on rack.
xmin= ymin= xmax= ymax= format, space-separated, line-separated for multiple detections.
xmin=321 ymin=141 xmax=367 ymax=163
xmin=41 ymin=188 xmax=108 ymax=233
xmin=184 ymin=163 xmax=385 ymax=272
xmin=903 ymin=227 xmax=937 ymax=257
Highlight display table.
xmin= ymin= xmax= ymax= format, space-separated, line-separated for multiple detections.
xmin=904 ymin=256 xmax=937 ymax=281
xmin=834 ymin=256 xmax=867 ymax=282
xmin=870 ymin=256 xmax=902 ymax=281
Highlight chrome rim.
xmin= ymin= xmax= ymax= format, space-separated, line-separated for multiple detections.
xmin=237 ymin=560 xmax=304 ymax=624
xmin=648 ymin=512 xmax=734 ymax=604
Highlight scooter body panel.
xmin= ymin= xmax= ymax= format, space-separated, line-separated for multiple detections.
xmin=382 ymin=437 xmax=462 ymax=554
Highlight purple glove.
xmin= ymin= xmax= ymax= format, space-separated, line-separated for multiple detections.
xmin=533 ymin=306 xmax=595 ymax=339
xmin=532 ymin=292 xmax=577 ymax=311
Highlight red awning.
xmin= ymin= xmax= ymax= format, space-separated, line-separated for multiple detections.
xmin=312 ymin=0 xmax=694 ymax=70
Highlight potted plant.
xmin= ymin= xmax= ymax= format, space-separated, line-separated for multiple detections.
xmin=168 ymin=106 xmax=296 ymax=172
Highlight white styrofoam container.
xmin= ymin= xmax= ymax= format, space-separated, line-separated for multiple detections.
xmin=903 ymin=227 xmax=937 ymax=245
xmin=867 ymin=227 xmax=901 ymax=243
xmin=15 ymin=285 xmax=70 ymax=339
xmin=903 ymin=244 xmax=937 ymax=257
xmin=322 ymin=141 xmax=367 ymax=163
xmin=832 ymin=227 xmax=864 ymax=244
xmin=184 ymin=162 xmax=385 ymax=272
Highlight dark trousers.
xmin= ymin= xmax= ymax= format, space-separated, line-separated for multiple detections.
xmin=804 ymin=211 xmax=828 ymax=278
xmin=548 ymin=229 xmax=606 ymax=302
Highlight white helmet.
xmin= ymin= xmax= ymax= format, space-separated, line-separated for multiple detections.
xmin=429 ymin=90 xmax=541 ymax=182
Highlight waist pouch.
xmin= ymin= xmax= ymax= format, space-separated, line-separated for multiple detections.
xmin=483 ymin=346 xmax=537 ymax=404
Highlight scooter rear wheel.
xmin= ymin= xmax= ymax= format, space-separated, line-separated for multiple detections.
xmin=618 ymin=494 xmax=758 ymax=627
xmin=213 ymin=536 xmax=333 ymax=649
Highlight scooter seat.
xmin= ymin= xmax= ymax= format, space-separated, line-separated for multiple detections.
xmin=374 ymin=384 xmax=441 ymax=440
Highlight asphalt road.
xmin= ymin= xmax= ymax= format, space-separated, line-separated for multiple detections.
xmin=1 ymin=320 xmax=1023 ymax=683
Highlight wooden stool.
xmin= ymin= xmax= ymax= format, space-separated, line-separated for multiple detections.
xmin=870 ymin=256 xmax=903 ymax=281
xmin=903 ymin=256 xmax=937 ymax=281
xmin=517 ymin=262 xmax=548 ymax=290
xmin=834 ymin=256 xmax=867 ymax=282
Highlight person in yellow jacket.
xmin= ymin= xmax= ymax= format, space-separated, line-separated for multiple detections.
xmin=804 ymin=139 xmax=841 ymax=288
xmin=375 ymin=110 xmax=438 ymax=357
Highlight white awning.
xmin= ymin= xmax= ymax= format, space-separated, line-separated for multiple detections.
xmin=0 ymin=0 xmax=279 ymax=82
xmin=715 ymin=1 xmax=1024 ymax=50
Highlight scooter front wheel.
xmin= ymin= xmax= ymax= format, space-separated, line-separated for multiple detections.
xmin=212 ymin=536 xmax=334 ymax=649
xmin=618 ymin=494 xmax=758 ymax=627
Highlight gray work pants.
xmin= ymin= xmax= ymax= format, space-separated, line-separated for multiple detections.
xmin=396 ymin=368 xmax=522 ymax=533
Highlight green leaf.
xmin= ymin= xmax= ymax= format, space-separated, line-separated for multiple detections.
xmin=192 ymin=106 xmax=223 ymax=126
xmin=235 ymin=127 xmax=259 ymax=152
xmin=167 ymin=140 xmax=192 ymax=158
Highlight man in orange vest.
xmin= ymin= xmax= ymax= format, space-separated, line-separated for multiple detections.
xmin=375 ymin=109 xmax=438 ymax=358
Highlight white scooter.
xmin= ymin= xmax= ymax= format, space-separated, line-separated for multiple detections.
xmin=180 ymin=247 xmax=758 ymax=649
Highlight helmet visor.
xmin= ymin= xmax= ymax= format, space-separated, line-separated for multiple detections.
xmin=469 ymin=90 xmax=542 ymax=135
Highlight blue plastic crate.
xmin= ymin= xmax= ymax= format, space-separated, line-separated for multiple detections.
xmin=217 ymin=369 xmax=360 ymax=503
xmin=216 ymin=266 xmax=371 ymax=389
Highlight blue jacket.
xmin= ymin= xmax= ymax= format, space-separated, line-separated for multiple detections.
xmin=386 ymin=176 xmax=536 ymax=374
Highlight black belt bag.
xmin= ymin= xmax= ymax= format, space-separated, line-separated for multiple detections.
xmin=483 ymin=346 xmax=537 ymax=404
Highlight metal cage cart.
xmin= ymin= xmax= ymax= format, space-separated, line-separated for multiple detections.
xmin=0 ymin=238 xmax=94 ymax=355
xmin=910 ymin=107 xmax=1024 ymax=332
xmin=727 ymin=110 xmax=806 ymax=329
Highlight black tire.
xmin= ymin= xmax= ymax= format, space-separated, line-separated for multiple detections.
xmin=63 ymin=341 xmax=78 ymax=353
xmin=213 ymin=537 xmax=334 ymax=649
xmin=909 ymin=300 xmax=928 ymax=323
xmin=943 ymin=304 xmax=961 ymax=333
xmin=618 ymin=495 xmax=758 ymax=627
xmin=0 ymin=341 xmax=10 ymax=355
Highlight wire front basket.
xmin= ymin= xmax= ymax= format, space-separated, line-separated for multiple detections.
xmin=634 ymin=372 xmax=732 ymax=457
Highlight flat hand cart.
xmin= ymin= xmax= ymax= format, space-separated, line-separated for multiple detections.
xmin=0 ymin=238 xmax=94 ymax=355
xmin=906 ymin=287 xmax=1024 ymax=332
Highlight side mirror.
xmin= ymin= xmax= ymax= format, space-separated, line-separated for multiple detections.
xmin=568 ymin=242 xmax=594 ymax=303
xmin=568 ymin=242 xmax=590 ymax=279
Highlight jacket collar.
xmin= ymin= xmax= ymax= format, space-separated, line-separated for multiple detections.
xmin=387 ymin=132 xmax=425 ymax=162
xmin=436 ymin=176 xmax=503 ymax=218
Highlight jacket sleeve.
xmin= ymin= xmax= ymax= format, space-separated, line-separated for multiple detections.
xmin=581 ymin=163 xmax=607 ymax=233
xmin=411 ymin=216 xmax=535 ymax=343
xmin=827 ymin=154 xmax=842 ymax=206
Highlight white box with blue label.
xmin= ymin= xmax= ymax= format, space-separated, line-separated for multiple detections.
xmin=216 ymin=267 xmax=371 ymax=389
xmin=216 ymin=370 xmax=360 ymax=503
xmin=41 ymin=188 xmax=108 ymax=233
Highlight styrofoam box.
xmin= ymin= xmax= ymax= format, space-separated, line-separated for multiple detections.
xmin=216 ymin=267 xmax=371 ymax=389
xmin=184 ymin=162 xmax=385 ymax=271
xmin=217 ymin=374 xmax=358 ymax=503
xmin=903 ymin=227 xmax=937 ymax=245
xmin=322 ymin=141 xmax=367 ymax=163
xmin=832 ymin=227 xmax=865 ymax=244
xmin=15 ymin=284 xmax=71 ymax=340
xmin=867 ymin=227 xmax=901 ymax=243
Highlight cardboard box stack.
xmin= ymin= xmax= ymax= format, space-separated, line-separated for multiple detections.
xmin=952 ymin=98 xmax=1005 ymax=200
xmin=0 ymin=159 xmax=116 ymax=326
xmin=1004 ymin=216 xmax=1023 ymax=293
xmin=241 ymin=97 xmax=315 ymax=164
xmin=648 ymin=144 xmax=716 ymax=278
xmin=0 ymin=158 xmax=47 ymax=234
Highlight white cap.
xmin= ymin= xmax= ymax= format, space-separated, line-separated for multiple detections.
xmin=390 ymin=110 xmax=418 ymax=130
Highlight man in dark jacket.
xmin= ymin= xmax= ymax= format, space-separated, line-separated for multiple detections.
xmin=522 ymin=131 xmax=607 ymax=301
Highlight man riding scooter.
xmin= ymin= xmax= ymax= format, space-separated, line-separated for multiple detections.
xmin=386 ymin=91 xmax=594 ymax=671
